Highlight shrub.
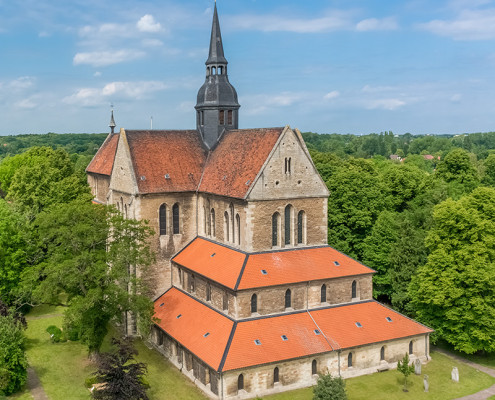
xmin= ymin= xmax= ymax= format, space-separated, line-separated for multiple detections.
xmin=46 ymin=325 xmax=67 ymax=343
xmin=313 ymin=373 xmax=347 ymax=400
xmin=0 ymin=314 xmax=27 ymax=395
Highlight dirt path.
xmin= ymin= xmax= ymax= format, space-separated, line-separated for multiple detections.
xmin=26 ymin=367 xmax=49 ymax=400
xmin=434 ymin=348 xmax=495 ymax=400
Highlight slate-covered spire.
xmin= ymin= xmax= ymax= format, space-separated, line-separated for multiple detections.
xmin=195 ymin=3 xmax=240 ymax=150
xmin=206 ymin=3 xmax=228 ymax=66
xmin=109 ymin=109 xmax=116 ymax=134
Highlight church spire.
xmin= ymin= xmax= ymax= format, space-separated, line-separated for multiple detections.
xmin=195 ymin=3 xmax=240 ymax=150
xmin=206 ymin=3 xmax=227 ymax=66
xmin=109 ymin=108 xmax=116 ymax=134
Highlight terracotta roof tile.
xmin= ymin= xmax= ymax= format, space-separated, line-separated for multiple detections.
xmin=86 ymin=133 xmax=119 ymax=176
xmin=238 ymin=246 xmax=374 ymax=290
xmin=173 ymin=238 xmax=246 ymax=290
xmin=222 ymin=312 xmax=331 ymax=371
xmin=154 ymin=293 xmax=432 ymax=372
xmin=310 ymin=301 xmax=433 ymax=350
xmin=154 ymin=288 xmax=234 ymax=370
xmin=172 ymin=238 xmax=373 ymax=290
xmin=126 ymin=130 xmax=207 ymax=193
xmin=199 ymin=128 xmax=284 ymax=198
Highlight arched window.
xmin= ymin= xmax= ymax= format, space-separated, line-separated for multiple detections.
xmin=237 ymin=374 xmax=244 ymax=391
xmin=236 ymin=214 xmax=241 ymax=245
xmin=297 ymin=210 xmax=305 ymax=244
xmin=284 ymin=205 xmax=292 ymax=245
xmin=352 ymin=280 xmax=357 ymax=299
xmin=224 ymin=211 xmax=230 ymax=242
xmin=272 ymin=212 xmax=280 ymax=247
xmin=312 ymin=359 xmax=317 ymax=375
xmin=348 ymin=352 xmax=353 ymax=367
xmin=228 ymin=110 xmax=233 ymax=125
xmin=218 ymin=66 xmax=223 ymax=75
xmin=274 ymin=367 xmax=279 ymax=383
xmin=284 ymin=157 xmax=292 ymax=174
xmin=206 ymin=283 xmax=211 ymax=302
xmin=321 ymin=284 xmax=327 ymax=303
xmin=285 ymin=289 xmax=292 ymax=309
xmin=210 ymin=209 xmax=216 ymax=237
xmin=380 ymin=346 xmax=385 ymax=361
xmin=230 ymin=204 xmax=235 ymax=242
xmin=409 ymin=341 xmax=413 ymax=355
xmin=190 ymin=274 xmax=195 ymax=293
xmin=251 ymin=294 xmax=257 ymax=313
xmin=159 ymin=204 xmax=167 ymax=235
xmin=172 ymin=203 xmax=180 ymax=234
xmin=212 ymin=66 xmax=216 ymax=75
xmin=219 ymin=110 xmax=225 ymax=125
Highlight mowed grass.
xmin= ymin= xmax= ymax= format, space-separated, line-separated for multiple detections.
xmin=436 ymin=340 xmax=495 ymax=369
xmin=8 ymin=305 xmax=206 ymax=400
xmin=263 ymin=352 xmax=495 ymax=400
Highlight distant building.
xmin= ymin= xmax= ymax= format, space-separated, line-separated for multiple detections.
xmin=86 ymin=5 xmax=432 ymax=399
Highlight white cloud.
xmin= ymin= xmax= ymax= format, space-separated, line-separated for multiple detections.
xmin=365 ymin=98 xmax=406 ymax=110
xmin=73 ymin=49 xmax=146 ymax=67
xmin=420 ymin=9 xmax=495 ymax=40
xmin=63 ymin=81 xmax=168 ymax=107
xmin=242 ymin=92 xmax=306 ymax=115
xmin=324 ymin=90 xmax=340 ymax=100
xmin=15 ymin=97 xmax=38 ymax=109
xmin=8 ymin=76 xmax=36 ymax=91
xmin=141 ymin=38 xmax=164 ymax=47
xmin=356 ymin=17 xmax=398 ymax=32
xmin=228 ymin=11 xmax=354 ymax=33
xmin=137 ymin=14 xmax=162 ymax=33
xmin=94 ymin=71 xmax=102 ymax=77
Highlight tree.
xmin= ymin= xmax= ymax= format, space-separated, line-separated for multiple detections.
xmin=482 ymin=153 xmax=495 ymax=186
xmin=23 ymin=200 xmax=155 ymax=354
xmin=0 ymin=199 xmax=28 ymax=305
xmin=435 ymin=148 xmax=479 ymax=191
xmin=2 ymin=146 xmax=91 ymax=218
xmin=313 ymin=373 xmax=347 ymax=400
xmin=91 ymin=337 xmax=149 ymax=400
xmin=396 ymin=353 xmax=414 ymax=392
xmin=409 ymin=187 xmax=495 ymax=353
xmin=0 ymin=311 xmax=27 ymax=396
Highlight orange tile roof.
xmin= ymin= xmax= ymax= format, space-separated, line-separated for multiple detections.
xmin=126 ymin=130 xmax=207 ymax=193
xmin=238 ymin=246 xmax=374 ymax=290
xmin=154 ymin=292 xmax=432 ymax=372
xmin=86 ymin=133 xmax=119 ymax=176
xmin=154 ymin=288 xmax=234 ymax=371
xmin=199 ymin=128 xmax=284 ymax=198
xmin=310 ymin=302 xmax=433 ymax=351
xmin=172 ymin=238 xmax=374 ymax=290
xmin=222 ymin=312 xmax=331 ymax=371
xmin=173 ymin=238 xmax=247 ymax=290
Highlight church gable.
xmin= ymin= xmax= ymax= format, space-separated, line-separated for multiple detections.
xmin=86 ymin=132 xmax=119 ymax=176
xmin=246 ymin=126 xmax=329 ymax=201
xmin=109 ymin=129 xmax=139 ymax=195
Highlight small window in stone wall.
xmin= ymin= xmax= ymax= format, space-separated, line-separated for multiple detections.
xmin=312 ymin=359 xmax=317 ymax=375
xmin=272 ymin=212 xmax=280 ymax=247
xmin=159 ymin=204 xmax=167 ymax=235
xmin=380 ymin=346 xmax=385 ymax=361
xmin=284 ymin=205 xmax=292 ymax=245
xmin=321 ymin=284 xmax=327 ymax=303
xmin=211 ymin=208 xmax=216 ymax=237
xmin=297 ymin=210 xmax=305 ymax=244
xmin=274 ymin=367 xmax=279 ymax=383
xmin=409 ymin=340 xmax=413 ymax=355
xmin=285 ymin=289 xmax=292 ymax=309
xmin=251 ymin=293 xmax=258 ymax=313
xmin=206 ymin=283 xmax=211 ymax=302
xmin=348 ymin=352 xmax=353 ymax=367
xmin=223 ymin=293 xmax=228 ymax=311
xmin=238 ymin=374 xmax=244 ymax=391
xmin=352 ymin=280 xmax=357 ymax=299
xmin=224 ymin=212 xmax=230 ymax=242
xmin=172 ymin=203 xmax=180 ymax=234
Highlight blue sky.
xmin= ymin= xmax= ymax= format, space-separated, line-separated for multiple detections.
xmin=1 ymin=0 xmax=495 ymax=135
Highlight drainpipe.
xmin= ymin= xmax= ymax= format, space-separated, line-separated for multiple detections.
xmin=338 ymin=350 xmax=341 ymax=377
xmin=220 ymin=373 xmax=224 ymax=400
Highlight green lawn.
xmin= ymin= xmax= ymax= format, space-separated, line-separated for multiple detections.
xmin=264 ymin=352 xmax=495 ymax=400
xmin=7 ymin=305 xmax=206 ymax=400
xmin=8 ymin=306 xmax=495 ymax=400
xmin=435 ymin=341 xmax=495 ymax=369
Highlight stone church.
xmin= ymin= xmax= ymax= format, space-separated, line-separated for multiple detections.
xmin=86 ymin=5 xmax=432 ymax=399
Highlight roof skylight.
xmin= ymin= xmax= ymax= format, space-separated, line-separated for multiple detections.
xmin=333 ymin=261 xmax=340 ymax=266
xmin=254 ymin=339 xmax=261 ymax=345
xmin=159 ymin=303 xmax=164 ymax=307
xmin=386 ymin=317 xmax=393 ymax=322
xmin=314 ymin=329 xmax=321 ymax=335
xmin=355 ymin=322 xmax=362 ymax=328
xmin=281 ymin=335 xmax=288 ymax=341
xmin=203 ymin=332 xmax=210 ymax=338
xmin=261 ymin=269 xmax=268 ymax=275
xmin=176 ymin=314 xmax=182 ymax=319
xmin=211 ymin=253 xmax=216 ymax=257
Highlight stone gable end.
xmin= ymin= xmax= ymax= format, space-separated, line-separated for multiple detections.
xmin=109 ymin=129 xmax=139 ymax=195
xmin=247 ymin=128 xmax=329 ymax=201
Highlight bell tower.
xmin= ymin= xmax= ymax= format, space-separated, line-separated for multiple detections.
xmin=195 ymin=3 xmax=240 ymax=149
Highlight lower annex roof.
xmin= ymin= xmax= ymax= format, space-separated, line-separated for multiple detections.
xmin=172 ymin=237 xmax=375 ymax=291
xmin=153 ymin=288 xmax=432 ymax=372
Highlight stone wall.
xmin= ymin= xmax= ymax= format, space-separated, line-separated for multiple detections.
xmin=87 ymin=173 xmax=110 ymax=204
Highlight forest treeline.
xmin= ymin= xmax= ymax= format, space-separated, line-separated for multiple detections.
xmin=0 ymin=129 xmax=494 ymax=396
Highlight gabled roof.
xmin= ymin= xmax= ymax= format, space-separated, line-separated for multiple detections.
xmin=86 ymin=132 xmax=119 ymax=176
xmin=198 ymin=127 xmax=285 ymax=199
xmin=153 ymin=290 xmax=433 ymax=372
xmin=125 ymin=130 xmax=207 ymax=194
xmin=172 ymin=237 xmax=374 ymax=291
xmin=154 ymin=288 xmax=234 ymax=371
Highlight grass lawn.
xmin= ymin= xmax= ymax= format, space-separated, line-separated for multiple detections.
xmin=7 ymin=305 xmax=206 ymax=400
xmin=263 ymin=351 xmax=495 ymax=400
xmin=435 ymin=341 xmax=495 ymax=369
